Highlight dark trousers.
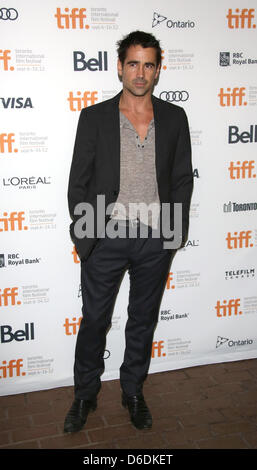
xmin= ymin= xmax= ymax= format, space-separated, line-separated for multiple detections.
xmin=74 ymin=221 xmax=176 ymax=399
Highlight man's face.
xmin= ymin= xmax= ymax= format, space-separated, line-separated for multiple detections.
xmin=118 ymin=45 xmax=160 ymax=97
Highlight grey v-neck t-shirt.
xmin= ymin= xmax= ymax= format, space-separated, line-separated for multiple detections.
xmin=110 ymin=111 xmax=161 ymax=229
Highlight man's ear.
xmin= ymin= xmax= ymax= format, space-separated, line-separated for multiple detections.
xmin=117 ymin=59 xmax=123 ymax=79
xmin=155 ymin=63 xmax=161 ymax=80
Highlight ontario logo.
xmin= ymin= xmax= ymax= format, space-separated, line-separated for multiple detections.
xmin=216 ymin=335 xmax=253 ymax=348
xmin=152 ymin=11 xmax=195 ymax=29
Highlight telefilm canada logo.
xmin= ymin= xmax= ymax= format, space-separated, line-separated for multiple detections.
xmin=152 ymin=12 xmax=195 ymax=29
xmin=225 ymin=267 xmax=255 ymax=280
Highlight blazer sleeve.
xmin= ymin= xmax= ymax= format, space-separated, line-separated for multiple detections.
xmin=67 ymin=108 xmax=98 ymax=252
xmin=68 ymin=107 xmax=97 ymax=223
xmin=170 ymin=107 xmax=193 ymax=245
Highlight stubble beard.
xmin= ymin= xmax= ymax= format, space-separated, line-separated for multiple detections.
xmin=122 ymin=78 xmax=153 ymax=98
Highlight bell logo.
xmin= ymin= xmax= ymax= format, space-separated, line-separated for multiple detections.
xmin=152 ymin=340 xmax=166 ymax=358
xmin=0 ymin=323 xmax=34 ymax=343
xmin=0 ymin=212 xmax=28 ymax=231
xmin=0 ymin=133 xmax=18 ymax=153
xmin=0 ymin=50 xmax=14 ymax=71
xmin=73 ymin=51 xmax=108 ymax=72
xmin=218 ymin=87 xmax=247 ymax=106
xmin=63 ymin=316 xmax=82 ymax=335
xmin=166 ymin=272 xmax=175 ymax=289
xmin=226 ymin=9 xmax=256 ymax=29
xmin=226 ymin=231 xmax=253 ymax=249
xmin=55 ymin=8 xmax=89 ymax=29
xmin=0 ymin=359 xmax=26 ymax=378
xmin=228 ymin=125 xmax=257 ymax=144
xmin=228 ymin=160 xmax=256 ymax=179
xmin=0 ymin=287 xmax=21 ymax=307
xmin=72 ymin=246 xmax=80 ymax=264
xmin=215 ymin=299 xmax=242 ymax=317
xmin=68 ymin=91 xmax=98 ymax=111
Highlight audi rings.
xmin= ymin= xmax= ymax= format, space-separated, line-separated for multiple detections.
xmin=159 ymin=90 xmax=189 ymax=102
xmin=0 ymin=8 xmax=18 ymax=20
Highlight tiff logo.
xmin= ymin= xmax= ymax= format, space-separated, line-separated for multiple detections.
xmin=67 ymin=91 xmax=98 ymax=111
xmin=152 ymin=340 xmax=166 ymax=358
xmin=72 ymin=246 xmax=80 ymax=264
xmin=0 ymin=133 xmax=18 ymax=153
xmin=218 ymin=87 xmax=247 ymax=106
xmin=0 ymin=50 xmax=14 ymax=71
xmin=55 ymin=8 xmax=89 ymax=29
xmin=0 ymin=359 xmax=25 ymax=378
xmin=228 ymin=161 xmax=256 ymax=179
xmin=215 ymin=299 xmax=242 ymax=317
xmin=226 ymin=8 xmax=256 ymax=29
xmin=0 ymin=212 xmax=28 ymax=231
xmin=63 ymin=317 xmax=82 ymax=335
xmin=166 ymin=272 xmax=175 ymax=290
xmin=226 ymin=231 xmax=253 ymax=249
xmin=0 ymin=288 xmax=21 ymax=307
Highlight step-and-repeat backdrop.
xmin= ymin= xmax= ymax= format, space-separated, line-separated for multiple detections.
xmin=1 ymin=0 xmax=257 ymax=395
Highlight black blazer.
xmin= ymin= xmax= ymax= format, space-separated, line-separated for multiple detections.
xmin=68 ymin=90 xmax=193 ymax=261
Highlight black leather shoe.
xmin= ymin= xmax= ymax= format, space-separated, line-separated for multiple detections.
xmin=122 ymin=393 xmax=152 ymax=429
xmin=63 ymin=398 xmax=97 ymax=433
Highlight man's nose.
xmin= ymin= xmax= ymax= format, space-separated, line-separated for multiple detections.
xmin=136 ymin=64 xmax=145 ymax=78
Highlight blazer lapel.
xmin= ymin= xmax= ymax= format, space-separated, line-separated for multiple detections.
xmin=152 ymin=94 xmax=165 ymax=189
xmin=103 ymin=91 xmax=122 ymax=192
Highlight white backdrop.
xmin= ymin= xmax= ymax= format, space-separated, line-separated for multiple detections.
xmin=1 ymin=0 xmax=257 ymax=396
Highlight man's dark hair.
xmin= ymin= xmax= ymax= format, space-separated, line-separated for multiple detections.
xmin=117 ymin=30 xmax=162 ymax=67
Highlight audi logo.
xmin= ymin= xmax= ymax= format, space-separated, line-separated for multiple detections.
xmin=159 ymin=91 xmax=189 ymax=102
xmin=0 ymin=8 xmax=18 ymax=21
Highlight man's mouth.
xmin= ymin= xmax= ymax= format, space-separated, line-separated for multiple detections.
xmin=134 ymin=81 xmax=147 ymax=87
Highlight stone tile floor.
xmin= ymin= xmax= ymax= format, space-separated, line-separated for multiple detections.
xmin=0 ymin=359 xmax=257 ymax=449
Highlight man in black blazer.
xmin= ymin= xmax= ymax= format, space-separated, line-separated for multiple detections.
xmin=64 ymin=31 xmax=193 ymax=433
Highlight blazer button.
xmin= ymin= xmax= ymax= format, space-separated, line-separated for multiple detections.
xmin=113 ymin=190 xmax=118 ymax=196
